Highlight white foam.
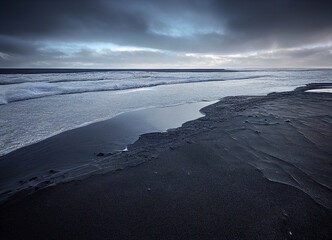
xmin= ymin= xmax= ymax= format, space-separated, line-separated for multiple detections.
xmin=306 ymin=88 xmax=332 ymax=93
xmin=0 ymin=71 xmax=270 ymax=104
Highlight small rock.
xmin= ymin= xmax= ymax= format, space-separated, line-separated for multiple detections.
xmin=1 ymin=190 xmax=12 ymax=195
xmin=255 ymin=130 xmax=261 ymax=134
xmin=151 ymin=154 xmax=158 ymax=159
xmin=49 ymin=169 xmax=56 ymax=174
xmin=147 ymin=187 xmax=151 ymax=191
xmin=29 ymin=176 xmax=38 ymax=181
xmin=169 ymin=146 xmax=175 ymax=150
xmin=282 ymin=209 xmax=289 ymax=217
xmin=187 ymin=172 xmax=191 ymax=176
xmin=96 ymin=152 xmax=105 ymax=157
xmin=34 ymin=186 xmax=39 ymax=191
xmin=19 ymin=180 xmax=26 ymax=184
xmin=44 ymin=180 xmax=51 ymax=184
xmin=154 ymin=171 xmax=158 ymax=174
xmin=245 ymin=120 xmax=249 ymax=123
xmin=285 ymin=119 xmax=291 ymax=122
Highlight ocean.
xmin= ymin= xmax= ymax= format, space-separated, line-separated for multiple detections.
xmin=1 ymin=68 xmax=332 ymax=157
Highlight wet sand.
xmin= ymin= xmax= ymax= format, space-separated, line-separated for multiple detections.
xmin=0 ymin=101 xmax=210 ymax=201
xmin=1 ymin=83 xmax=331 ymax=239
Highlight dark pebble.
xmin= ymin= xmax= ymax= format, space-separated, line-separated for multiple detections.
xmin=29 ymin=176 xmax=38 ymax=181
xmin=151 ymin=154 xmax=158 ymax=159
xmin=19 ymin=180 xmax=26 ymax=184
xmin=1 ymin=190 xmax=12 ymax=195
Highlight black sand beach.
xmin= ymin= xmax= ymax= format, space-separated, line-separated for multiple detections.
xmin=0 ymin=101 xmax=210 ymax=200
xmin=1 ymin=83 xmax=331 ymax=239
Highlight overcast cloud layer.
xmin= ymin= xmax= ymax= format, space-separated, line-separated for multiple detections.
xmin=1 ymin=0 xmax=332 ymax=68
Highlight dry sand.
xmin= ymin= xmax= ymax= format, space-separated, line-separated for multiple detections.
xmin=1 ymin=83 xmax=331 ymax=239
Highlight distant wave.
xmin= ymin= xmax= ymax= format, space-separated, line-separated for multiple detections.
xmin=0 ymin=68 xmax=237 ymax=75
xmin=0 ymin=75 xmax=268 ymax=105
xmin=0 ymin=70 xmax=237 ymax=85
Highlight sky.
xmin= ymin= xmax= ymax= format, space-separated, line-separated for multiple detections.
xmin=0 ymin=0 xmax=332 ymax=68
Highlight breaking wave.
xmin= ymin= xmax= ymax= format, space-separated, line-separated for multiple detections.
xmin=0 ymin=71 xmax=268 ymax=104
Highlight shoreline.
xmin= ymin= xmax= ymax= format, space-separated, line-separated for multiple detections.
xmin=0 ymin=101 xmax=212 ymax=203
xmin=1 ymin=83 xmax=331 ymax=239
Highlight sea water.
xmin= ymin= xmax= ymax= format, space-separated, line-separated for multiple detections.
xmin=1 ymin=69 xmax=332 ymax=157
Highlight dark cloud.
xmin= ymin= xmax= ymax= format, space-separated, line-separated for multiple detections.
xmin=0 ymin=36 xmax=41 ymax=56
xmin=0 ymin=0 xmax=331 ymax=67
xmin=220 ymin=0 xmax=332 ymax=48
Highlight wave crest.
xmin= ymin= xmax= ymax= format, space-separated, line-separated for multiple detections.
xmin=0 ymin=73 xmax=267 ymax=104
